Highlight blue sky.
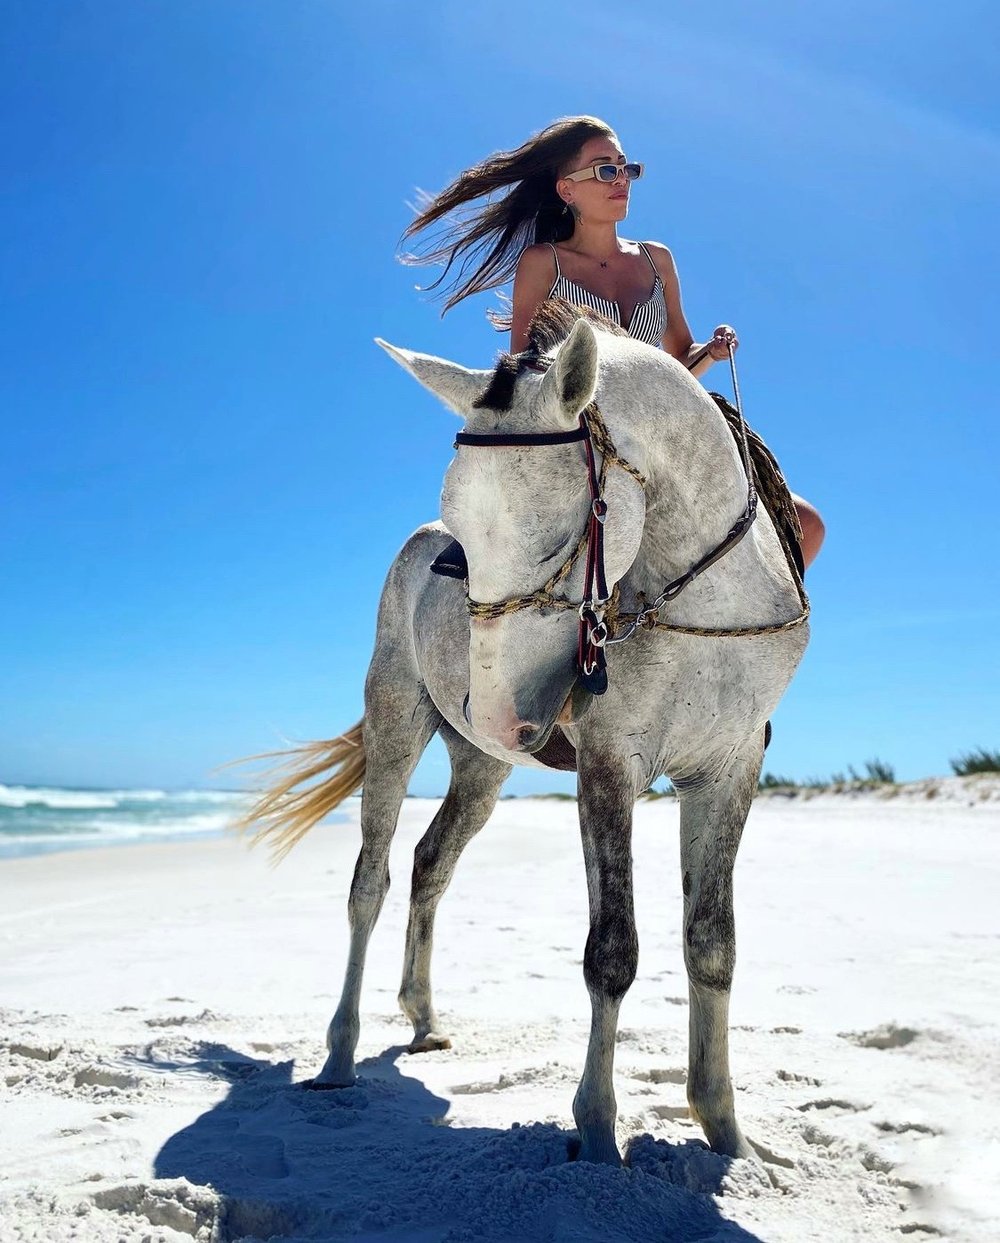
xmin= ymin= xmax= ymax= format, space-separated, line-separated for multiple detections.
xmin=2 ymin=1 xmax=997 ymax=794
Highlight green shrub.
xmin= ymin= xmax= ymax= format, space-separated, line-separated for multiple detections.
xmin=758 ymin=772 xmax=797 ymax=790
xmin=864 ymin=758 xmax=895 ymax=784
xmin=950 ymin=747 xmax=1000 ymax=776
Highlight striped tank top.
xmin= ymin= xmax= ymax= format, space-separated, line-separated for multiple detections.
xmin=547 ymin=241 xmax=667 ymax=347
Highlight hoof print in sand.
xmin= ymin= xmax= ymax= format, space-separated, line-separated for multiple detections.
xmin=648 ymin=1103 xmax=690 ymax=1122
xmin=450 ymin=1065 xmax=561 ymax=1096
xmin=145 ymin=1008 xmax=217 ymax=1029
xmin=93 ymin=1180 xmax=220 ymax=1237
xmin=840 ymin=1023 xmax=920 ymax=1050
xmin=5 ymin=1041 xmax=64 ymax=1062
xmin=797 ymin=1098 xmax=869 ymax=1114
xmin=73 ymin=1065 xmax=144 ymax=1090
xmin=874 ymin=1120 xmax=940 ymax=1136
xmin=749 ymin=1139 xmax=796 ymax=1170
xmin=776 ymin=1068 xmax=821 ymax=1086
xmin=800 ymin=1123 xmax=837 ymax=1149
xmin=858 ymin=1146 xmax=895 ymax=1173
xmin=630 ymin=1067 xmax=686 ymax=1085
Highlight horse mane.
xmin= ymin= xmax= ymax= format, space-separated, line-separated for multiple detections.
xmin=473 ymin=296 xmax=627 ymax=413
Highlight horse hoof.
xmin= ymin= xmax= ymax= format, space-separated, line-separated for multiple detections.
xmin=408 ymin=1033 xmax=452 ymax=1053
xmin=573 ymin=1134 xmax=623 ymax=1166
xmin=701 ymin=1122 xmax=755 ymax=1161
xmin=307 ymin=1056 xmax=357 ymax=1089
xmin=303 ymin=1076 xmax=356 ymax=1091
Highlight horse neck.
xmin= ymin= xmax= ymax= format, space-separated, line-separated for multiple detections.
xmin=601 ymin=360 xmax=799 ymax=622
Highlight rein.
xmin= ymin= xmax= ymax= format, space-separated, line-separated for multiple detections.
xmin=454 ymin=346 xmax=808 ymax=696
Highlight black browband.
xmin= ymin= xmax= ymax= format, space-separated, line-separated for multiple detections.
xmin=454 ymin=426 xmax=589 ymax=449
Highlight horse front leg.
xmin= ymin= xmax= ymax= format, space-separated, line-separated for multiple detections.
xmin=572 ymin=759 xmax=638 ymax=1165
xmin=313 ymin=683 xmax=441 ymax=1088
xmin=399 ymin=724 xmax=511 ymax=1051
xmin=674 ymin=739 xmax=764 ymax=1158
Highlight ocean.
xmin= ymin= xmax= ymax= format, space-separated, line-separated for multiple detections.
xmin=0 ymin=784 xmax=260 ymax=860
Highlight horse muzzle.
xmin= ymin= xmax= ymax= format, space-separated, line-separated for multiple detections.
xmin=464 ymin=697 xmax=555 ymax=753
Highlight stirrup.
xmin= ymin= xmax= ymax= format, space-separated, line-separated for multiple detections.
xmin=430 ymin=539 xmax=468 ymax=580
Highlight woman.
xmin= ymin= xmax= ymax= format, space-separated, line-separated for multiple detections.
xmin=403 ymin=115 xmax=825 ymax=569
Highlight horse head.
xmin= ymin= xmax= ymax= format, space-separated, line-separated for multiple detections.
xmin=378 ymin=315 xmax=647 ymax=753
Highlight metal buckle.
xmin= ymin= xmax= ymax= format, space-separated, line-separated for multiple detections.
xmin=587 ymin=620 xmax=608 ymax=648
xmin=579 ymin=600 xmax=609 ymax=621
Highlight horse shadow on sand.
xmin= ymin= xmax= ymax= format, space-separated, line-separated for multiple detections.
xmin=144 ymin=1040 xmax=766 ymax=1242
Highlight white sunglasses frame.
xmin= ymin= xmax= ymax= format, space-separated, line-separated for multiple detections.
xmin=562 ymin=161 xmax=644 ymax=184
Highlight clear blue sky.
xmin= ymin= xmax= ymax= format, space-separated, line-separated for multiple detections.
xmin=2 ymin=1 xmax=997 ymax=794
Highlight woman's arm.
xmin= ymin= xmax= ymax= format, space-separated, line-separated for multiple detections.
xmin=643 ymin=241 xmax=736 ymax=377
xmin=510 ymin=245 xmax=559 ymax=353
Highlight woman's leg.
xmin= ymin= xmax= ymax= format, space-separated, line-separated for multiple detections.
xmin=791 ymin=494 xmax=825 ymax=570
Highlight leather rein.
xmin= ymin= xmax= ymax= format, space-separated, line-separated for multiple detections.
xmin=453 ymin=347 xmax=796 ymax=696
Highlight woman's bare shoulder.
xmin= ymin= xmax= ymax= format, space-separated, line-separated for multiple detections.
xmin=516 ymin=242 xmax=557 ymax=273
xmin=639 ymin=240 xmax=677 ymax=273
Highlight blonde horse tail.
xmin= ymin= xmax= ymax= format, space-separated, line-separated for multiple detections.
xmin=234 ymin=721 xmax=366 ymax=862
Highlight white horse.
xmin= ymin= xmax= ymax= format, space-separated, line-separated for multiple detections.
xmin=242 ymin=300 xmax=809 ymax=1165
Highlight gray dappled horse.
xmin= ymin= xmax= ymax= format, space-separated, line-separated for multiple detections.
xmin=242 ymin=300 xmax=809 ymax=1164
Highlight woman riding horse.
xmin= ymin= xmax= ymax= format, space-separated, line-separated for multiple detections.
xmin=403 ymin=114 xmax=825 ymax=570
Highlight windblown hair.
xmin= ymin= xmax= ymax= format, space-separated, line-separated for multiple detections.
xmin=400 ymin=116 xmax=618 ymax=321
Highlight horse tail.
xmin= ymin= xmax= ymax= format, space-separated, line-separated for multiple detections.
xmin=234 ymin=721 xmax=366 ymax=862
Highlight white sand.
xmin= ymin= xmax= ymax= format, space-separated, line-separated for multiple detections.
xmin=1 ymin=785 xmax=998 ymax=1242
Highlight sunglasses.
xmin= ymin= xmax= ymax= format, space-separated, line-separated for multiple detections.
xmin=563 ymin=162 xmax=644 ymax=184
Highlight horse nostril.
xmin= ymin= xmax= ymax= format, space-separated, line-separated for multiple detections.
xmin=516 ymin=724 xmax=540 ymax=749
xmin=462 ymin=693 xmax=472 ymax=725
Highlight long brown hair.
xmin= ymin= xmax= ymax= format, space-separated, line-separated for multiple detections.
xmin=400 ymin=116 xmax=617 ymax=320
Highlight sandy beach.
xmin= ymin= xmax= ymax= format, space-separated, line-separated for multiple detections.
xmin=2 ymin=785 xmax=998 ymax=1242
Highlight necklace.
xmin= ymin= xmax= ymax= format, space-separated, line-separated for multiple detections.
xmin=561 ymin=244 xmax=617 ymax=269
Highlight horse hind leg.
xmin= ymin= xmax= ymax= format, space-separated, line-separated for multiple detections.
xmin=312 ymin=676 xmax=442 ymax=1088
xmin=399 ymin=723 xmax=511 ymax=1052
xmin=674 ymin=738 xmax=764 ymax=1159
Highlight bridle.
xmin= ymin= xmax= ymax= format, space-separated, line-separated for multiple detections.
xmin=455 ymin=396 xmax=634 ymax=694
xmin=453 ymin=347 xmax=807 ymax=696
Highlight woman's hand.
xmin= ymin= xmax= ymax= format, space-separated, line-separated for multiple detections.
xmin=707 ymin=324 xmax=739 ymax=360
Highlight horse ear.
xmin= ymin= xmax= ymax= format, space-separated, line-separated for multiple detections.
xmin=537 ymin=318 xmax=599 ymax=426
xmin=375 ymin=338 xmax=492 ymax=417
